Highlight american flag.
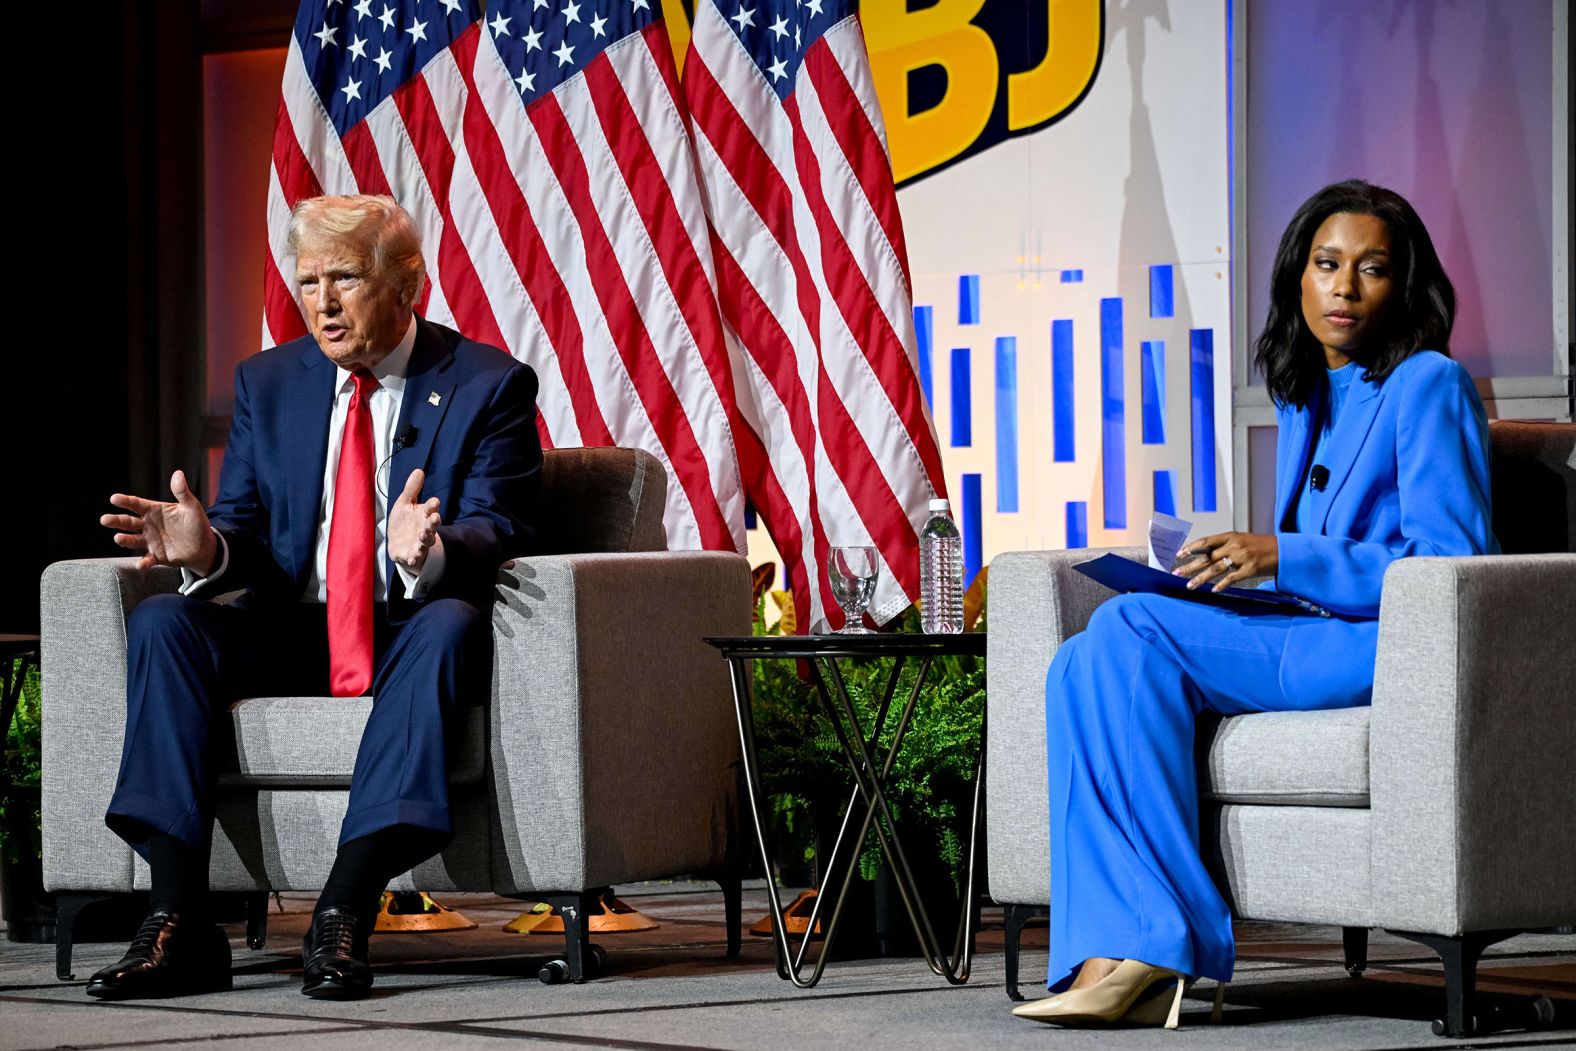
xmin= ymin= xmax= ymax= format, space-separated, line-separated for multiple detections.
xmin=266 ymin=0 xmax=942 ymax=632
xmin=683 ymin=0 xmax=945 ymax=630
xmin=265 ymin=0 xmax=748 ymax=553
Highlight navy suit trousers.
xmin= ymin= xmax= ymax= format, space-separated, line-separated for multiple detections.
xmin=105 ymin=592 xmax=489 ymax=860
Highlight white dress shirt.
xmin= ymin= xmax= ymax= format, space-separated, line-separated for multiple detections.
xmin=186 ymin=316 xmax=445 ymax=601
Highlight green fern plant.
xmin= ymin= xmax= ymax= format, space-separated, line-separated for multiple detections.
xmin=749 ymin=598 xmax=985 ymax=892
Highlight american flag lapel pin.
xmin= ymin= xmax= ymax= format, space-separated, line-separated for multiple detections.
xmin=428 ymin=391 xmax=442 ymax=406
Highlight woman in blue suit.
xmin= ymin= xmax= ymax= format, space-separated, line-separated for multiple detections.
xmin=1013 ymin=181 xmax=1497 ymax=1028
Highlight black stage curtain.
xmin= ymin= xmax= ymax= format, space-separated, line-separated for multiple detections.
xmin=12 ymin=5 xmax=204 ymax=634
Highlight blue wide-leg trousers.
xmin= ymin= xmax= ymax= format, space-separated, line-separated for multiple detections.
xmin=1045 ymin=592 xmax=1371 ymax=991
xmin=106 ymin=593 xmax=489 ymax=860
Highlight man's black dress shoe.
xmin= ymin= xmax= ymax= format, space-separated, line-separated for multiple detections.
xmin=301 ymin=906 xmax=374 ymax=999
xmin=85 ymin=910 xmax=232 ymax=1000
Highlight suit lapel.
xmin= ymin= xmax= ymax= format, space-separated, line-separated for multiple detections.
xmin=390 ymin=320 xmax=456 ymax=488
xmin=1275 ymin=398 xmax=1315 ymax=531
xmin=286 ymin=346 xmax=337 ymax=579
xmin=1312 ymin=372 xmax=1385 ymax=535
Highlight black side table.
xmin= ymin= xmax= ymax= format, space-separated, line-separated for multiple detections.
xmin=705 ymin=632 xmax=987 ymax=988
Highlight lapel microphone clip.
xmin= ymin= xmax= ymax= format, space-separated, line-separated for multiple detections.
xmin=1310 ymin=464 xmax=1330 ymax=492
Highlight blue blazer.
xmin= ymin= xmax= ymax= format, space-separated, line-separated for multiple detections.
xmin=196 ymin=317 xmax=543 ymax=619
xmin=1272 ymin=349 xmax=1497 ymax=621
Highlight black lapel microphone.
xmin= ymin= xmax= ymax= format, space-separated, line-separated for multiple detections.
xmin=392 ymin=425 xmax=418 ymax=453
xmin=379 ymin=426 xmax=420 ymax=498
xmin=1310 ymin=464 xmax=1330 ymax=492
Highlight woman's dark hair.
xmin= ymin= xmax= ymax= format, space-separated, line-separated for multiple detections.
xmin=1254 ymin=180 xmax=1455 ymax=409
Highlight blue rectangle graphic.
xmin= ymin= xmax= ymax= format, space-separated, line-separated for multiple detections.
xmin=950 ymin=347 xmax=972 ymax=447
xmin=1052 ymin=320 xmax=1075 ymax=463
xmin=962 ymin=474 xmax=983 ymax=588
xmin=1153 ymin=470 xmax=1177 ymax=517
xmin=1141 ymin=339 xmax=1166 ymax=444
xmin=1100 ymin=297 xmax=1126 ymax=529
xmin=744 ymin=501 xmax=757 ymax=530
xmin=1190 ymin=328 xmax=1218 ymax=512
xmin=1059 ymin=269 xmax=1084 ymax=283
xmin=958 ymin=274 xmax=981 ymax=325
xmin=1149 ymin=264 xmax=1175 ymax=318
xmin=994 ymin=336 xmax=1019 ymax=513
xmin=913 ymin=305 xmax=935 ymax=411
xmin=1065 ymin=501 xmax=1088 ymax=550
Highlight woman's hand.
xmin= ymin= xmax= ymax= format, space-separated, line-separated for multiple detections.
xmin=1173 ymin=532 xmax=1278 ymax=592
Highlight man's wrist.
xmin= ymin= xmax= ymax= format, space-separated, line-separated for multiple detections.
xmin=195 ymin=528 xmax=221 ymax=577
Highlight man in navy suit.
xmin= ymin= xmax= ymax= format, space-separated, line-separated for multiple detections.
xmin=89 ymin=195 xmax=541 ymax=1000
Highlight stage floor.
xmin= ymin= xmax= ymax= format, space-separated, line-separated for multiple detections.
xmin=2 ymin=881 xmax=1572 ymax=1050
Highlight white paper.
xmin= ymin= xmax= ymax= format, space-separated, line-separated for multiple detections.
xmin=1148 ymin=512 xmax=1193 ymax=571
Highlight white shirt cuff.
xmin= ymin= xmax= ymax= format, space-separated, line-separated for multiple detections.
xmin=395 ymin=534 xmax=446 ymax=600
xmin=178 ymin=529 xmax=229 ymax=595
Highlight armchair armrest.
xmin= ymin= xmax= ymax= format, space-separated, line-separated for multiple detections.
xmin=984 ymin=547 xmax=1143 ymax=904
xmin=39 ymin=559 xmax=182 ymax=892
xmin=1370 ymin=554 xmax=1576 ymax=934
xmin=487 ymin=550 xmax=751 ymax=894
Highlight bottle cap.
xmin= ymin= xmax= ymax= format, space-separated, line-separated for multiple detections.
xmin=928 ymin=498 xmax=950 ymax=512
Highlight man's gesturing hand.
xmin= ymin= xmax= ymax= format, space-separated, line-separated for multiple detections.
xmin=102 ymin=470 xmax=219 ymax=574
xmin=388 ymin=469 xmax=441 ymax=573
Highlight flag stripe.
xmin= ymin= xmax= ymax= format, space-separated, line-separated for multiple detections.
xmin=280 ymin=38 xmax=356 ymax=194
xmin=472 ymin=38 xmax=672 ymax=475
xmin=528 ymin=88 xmax=733 ymax=550
xmin=788 ymin=78 xmax=944 ymax=495
xmin=710 ymin=236 xmax=836 ymax=624
xmin=264 ymin=250 xmax=310 ymax=346
xmin=803 ymin=36 xmax=908 ymax=281
xmin=585 ymin=45 xmax=743 ymax=466
xmin=337 ymin=122 xmax=393 ymax=197
xmin=455 ymin=36 xmax=611 ymax=449
xmin=389 ymin=46 xmax=509 ymax=353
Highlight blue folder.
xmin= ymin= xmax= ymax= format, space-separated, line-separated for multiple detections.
xmin=1073 ymin=553 xmax=1330 ymax=617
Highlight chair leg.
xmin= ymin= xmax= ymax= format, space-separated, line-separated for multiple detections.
xmin=538 ymin=891 xmax=602 ymax=984
xmin=1003 ymin=904 xmax=1048 ymax=1002
xmin=1387 ymin=928 xmax=1519 ymax=1037
xmin=54 ymin=893 xmax=117 ymax=981
xmin=1342 ymin=926 xmax=1368 ymax=978
xmin=243 ymin=892 xmax=270 ymax=950
xmin=716 ymin=870 xmax=743 ymax=959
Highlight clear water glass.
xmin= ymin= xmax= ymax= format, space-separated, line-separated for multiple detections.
xmin=829 ymin=546 xmax=878 ymax=634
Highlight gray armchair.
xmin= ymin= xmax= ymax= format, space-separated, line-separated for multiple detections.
xmin=985 ymin=421 xmax=1576 ymax=1036
xmin=41 ymin=447 xmax=751 ymax=984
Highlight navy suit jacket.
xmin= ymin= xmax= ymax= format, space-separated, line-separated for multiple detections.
xmin=1272 ymin=349 xmax=1497 ymax=621
xmin=195 ymin=317 xmax=542 ymax=620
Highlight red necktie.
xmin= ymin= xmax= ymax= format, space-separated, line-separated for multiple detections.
xmin=327 ymin=370 xmax=378 ymax=697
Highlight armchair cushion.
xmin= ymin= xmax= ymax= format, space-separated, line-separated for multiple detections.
xmin=214 ymin=698 xmax=488 ymax=787
xmin=1200 ymin=707 xmax=1370 ymax=807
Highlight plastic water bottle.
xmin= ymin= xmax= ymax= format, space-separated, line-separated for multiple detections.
xmin=920 ymin=498 xmax=964 ymax=634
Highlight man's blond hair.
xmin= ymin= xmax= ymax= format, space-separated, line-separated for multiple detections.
xmin=286 ymin=195 xmax=427 ymax=305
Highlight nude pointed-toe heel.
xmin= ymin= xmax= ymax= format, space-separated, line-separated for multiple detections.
xmin=1010 ymin=960 xmax=1184 ymax=1026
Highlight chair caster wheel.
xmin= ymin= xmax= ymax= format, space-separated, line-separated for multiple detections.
xmin=1345 ymin=964 xmax=1365 ymax=979
xmin=588 ymin=944 xmax=608 ymax=977
xmin=1431 ymin=1016 xmax=1476 ymax=1038
xmin=539 ymin=959 xmax=570 ymax=984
